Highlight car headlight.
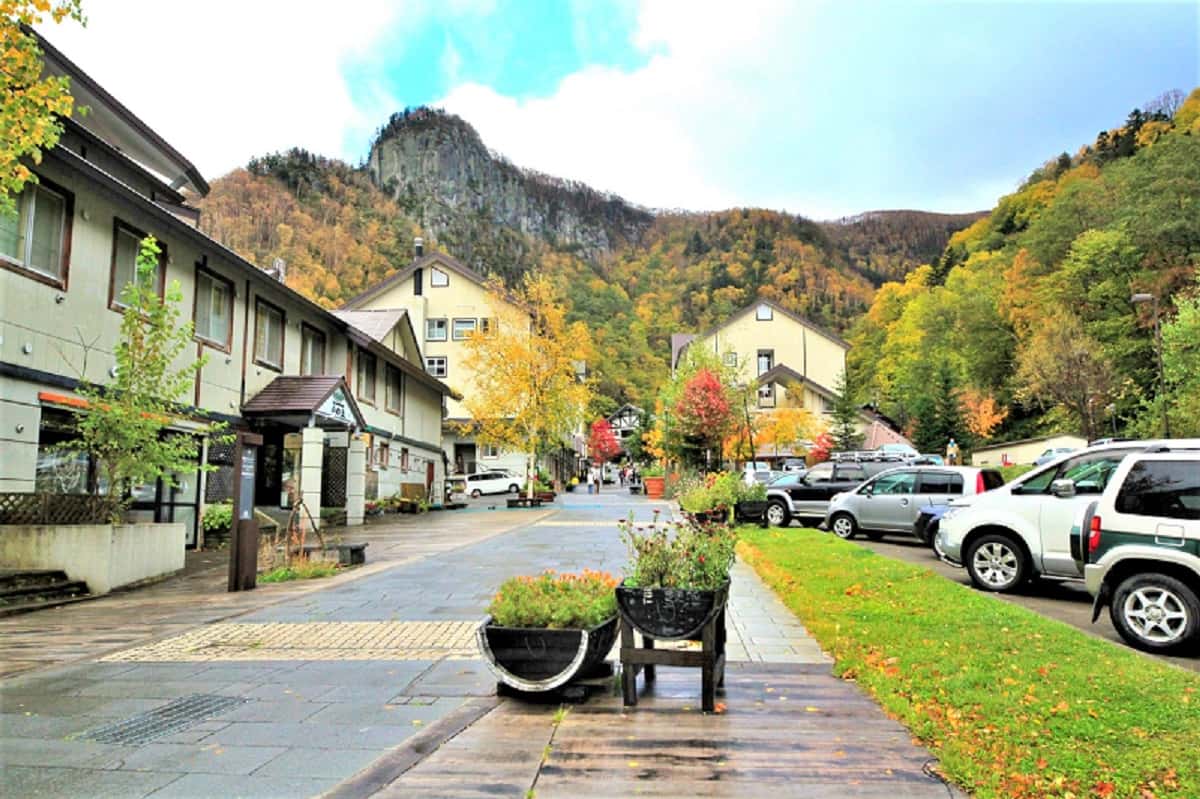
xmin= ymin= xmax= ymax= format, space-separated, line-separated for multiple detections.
xmin=941 ymin=507 xmax=963 ymax=521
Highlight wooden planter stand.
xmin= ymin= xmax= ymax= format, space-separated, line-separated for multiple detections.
xmin=619 ymin=607 xmax=727 ymax=712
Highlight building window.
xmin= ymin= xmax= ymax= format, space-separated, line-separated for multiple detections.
xmin=757 ymin=349 xmax=774 ymax=376
xmin=377 ymin=441 xmax=390 ymax=469
xmin=110 ymin=219 xmax=165 ymax=310
xmin=482 ymin=444 xmax=500 ymax=458
xmin=401 ymin=448 xmax=410 ymax=470
xmin=194 ymin=267 xmax=233 ymax=349
xmin=253 ymin=298 xmax=285 ymax=370
xmin=385 ymin=364 xmax=403 ymax=414
xmin=0 ymin=178 xmax=72 ymax=287
xmin=480 ymin=317 xmax=496 ymax=335
xmin=425 ymin=355 xmax=447 ymax=378
xmin=756 ymin=303 xmax=773 ymax=321
xmin=357 ymin=349 xmax=377 ymax=404
xmin=758 ymin=383 xmax=776 ymax=408
xmin=300 ymin=324 xmax=326 ymax=375
xmin=452 ymin=318 xmax=477 ymax=340
xmin=723 ymin=351 xmax=737 ymax=368
xmin=430 ymin=267 xmax=449 ymax=287
xmin=426 ymin=318 xmax=447 ymax=341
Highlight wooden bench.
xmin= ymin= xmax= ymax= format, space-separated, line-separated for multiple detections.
xmin=294 ymin=542 xmax=368 ymax=566
xmin=505 ymin=497 xmax=544 ymax=509
xmin=620 ymin=607 xmax=727 ymax=712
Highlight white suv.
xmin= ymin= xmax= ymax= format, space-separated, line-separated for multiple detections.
xmin=936 ymin=440 xmax=1200 ymax=592
xmin=463 ymin=470 xmax=521 ymax=497
xmin=1074 ymin=451 xmax=1200 ymax=653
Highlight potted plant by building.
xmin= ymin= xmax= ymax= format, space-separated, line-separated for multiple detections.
xmin=615 ymin=512 xmax=736 ymax=640
xmin=642 ymin=463 xmax=666 ymax=499
xmin=733 ymin=479 xmax=769 ymax=523
xmin=477 ymin=570 xmax=619 ymax=692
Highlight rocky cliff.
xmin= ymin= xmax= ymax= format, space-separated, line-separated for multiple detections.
xmin=367 ymin=108 xmax=653 ymax=262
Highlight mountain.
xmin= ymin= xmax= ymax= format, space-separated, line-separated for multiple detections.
xmin=849 ymin=88 xmax=1200 ymax=444
xmin=196 ymin=108 xmax=983 ymax=408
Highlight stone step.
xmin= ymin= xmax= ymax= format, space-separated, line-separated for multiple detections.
xmin=0 ymin=577 xmax=90 ymax=603
xmin=0 ymin=592 xmax=96 ymax=618
xmin=0 ymin=569 xmax=72 ymax=594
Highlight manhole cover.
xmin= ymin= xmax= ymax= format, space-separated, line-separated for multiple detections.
xmin=76 ymin=694 xmax=246 ymax=745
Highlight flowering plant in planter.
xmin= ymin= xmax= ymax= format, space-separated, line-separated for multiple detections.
xmin=619 ymin=512 xmax=737 ymax=591
xmin=487 ymin=570 xmax=618 ymax=629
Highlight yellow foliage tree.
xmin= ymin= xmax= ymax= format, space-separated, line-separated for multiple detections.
xmin=460 ymin=272 xmax=594 ymax=496
xmin=1 ymin=0 xmax=85 ymax=215
xmin=758 ymin=407 xmax=820 ymax=458
xmin=959 ymin=388 xmax=1008 ymax=442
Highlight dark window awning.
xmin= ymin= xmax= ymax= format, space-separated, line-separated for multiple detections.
xmin=242 ymin=376 xmax=365 ymax=430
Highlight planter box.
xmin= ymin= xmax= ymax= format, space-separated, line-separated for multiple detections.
xmin=0 ymin=522 xmax=185 ymax=595
xmin=535 ymin=491 xmax=556 ymax=503
xmin=687 ymin=508 xmax=730 ymax=526
xmin=477 ymin=616 xmax=619 ymax=692
xmin=734 ymin=500 xmax=769 ymax=523
xmin=643 ymin=476 xmax=665 ymax=499
xmin=616 ymin=579 xmax=730 ymax=641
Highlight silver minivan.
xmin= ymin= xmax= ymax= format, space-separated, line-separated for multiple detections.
xmin=823 ymin=466 xmax=1004 ymax=541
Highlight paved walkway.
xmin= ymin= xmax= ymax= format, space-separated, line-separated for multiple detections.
xmin=0 ymin=491 xmax=959 ymax=798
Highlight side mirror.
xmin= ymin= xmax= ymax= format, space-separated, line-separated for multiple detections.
xmin=1051 ymin=479 xmax=1076 ymax=499
xmin=860 ymin=484 xmax=874 ymax=497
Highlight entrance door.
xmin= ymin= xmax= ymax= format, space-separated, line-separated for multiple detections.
xmin=454 ymin=443 xmax=477 ymax=475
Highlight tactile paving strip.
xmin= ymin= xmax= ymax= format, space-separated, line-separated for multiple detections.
xmin=100 ymin=621 xmax=480 ymax=662
xmin=76 ymin=693 xmax=246 ymax=745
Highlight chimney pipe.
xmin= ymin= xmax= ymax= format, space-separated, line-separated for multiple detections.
xmin=414 ymin=236 xmax=424 ymax=258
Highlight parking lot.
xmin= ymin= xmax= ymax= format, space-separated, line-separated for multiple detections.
xmin=845 ymin=533 xmax=1200 ymax=674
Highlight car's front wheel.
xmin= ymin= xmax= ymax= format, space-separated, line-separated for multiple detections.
xmin=508 ymin=484 xmax=520 ymax=494
xmin=965 ymin=533 xmax=1025 ymax=592
xmin=765 ymin=500 xmax=790 ymax=527
xmin=470 ymin=489 xmax=482 ymax=498
xmin=1110 ymin=573 xmax=1200 ymax=653
xmin=829 ymin=512 xmax=858 ymax=540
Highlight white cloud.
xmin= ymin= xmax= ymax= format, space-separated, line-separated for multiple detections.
xmin=38 ymin=0 xmax=407 ymax=179
xmin=436 ymin=0 xmax=815 ymax=212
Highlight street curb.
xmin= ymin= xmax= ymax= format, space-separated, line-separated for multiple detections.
xmin=320 ymin=695 xmax=500 ymax=798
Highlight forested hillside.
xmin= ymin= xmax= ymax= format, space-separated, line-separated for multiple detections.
xmin=850 ymin=89 xmax=1200 ymax=448
xmin=196 ymin=109 xmax=980 ymax=411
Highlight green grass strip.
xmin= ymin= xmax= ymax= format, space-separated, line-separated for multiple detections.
xmin=259 ymin=561 xmax=340 ymax=583
xmin=738 ymin=527 xmax=1198 ymax=799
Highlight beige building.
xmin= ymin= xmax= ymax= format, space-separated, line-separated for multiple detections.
xmin=971 ymin=434 xmax=1087 ymax=467
xmin=672 ymin=300 xmax=850 ymax=419
xmin=0 ymin=34 xmax=452 ymax=545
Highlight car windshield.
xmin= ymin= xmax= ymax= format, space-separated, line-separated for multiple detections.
xmin=769 ymin=474 xmax=801 ymax=487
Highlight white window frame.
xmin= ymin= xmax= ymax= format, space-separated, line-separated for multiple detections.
xmin=425 ymin=355 xmax=448 ymax=378
xmin=723 ymin=351 xmax=737 ymax=368
xmin=426 ymin=318 xmax=447 ymax=341
xmin=0 ymin=181 xmax=69 ymax=284
xmin=452 ymin=318 xmax=477 ymax=340
xmin=430 ymin=267 xmax=449 ymax=287
xmin=756 ymin=303 xmax=773 ymax=321
xmin=253 ymin=298 xmax=285 ymax=371
xmin=194 ymin=268 xmax=233 ymax=349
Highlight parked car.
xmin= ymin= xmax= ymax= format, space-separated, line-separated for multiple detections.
xmin=780 ymin=458 xmax=808 ymax=473
xmin=463 ymin=470 xmax=521 ymax=497
xmin=913 ymin=504 xmax=952 ymax=548
xmin=1071 ymin=450 xmax=1200 ymax=653
xmin=913 ymin=454 xmax=945 ymax=466
xmin=1034 ymin=446 xmax=1078 ymax=466
xmin=742 ymin=461 xmax=773 ymax=486
xmin=935 ymin=439 xmax=1200 ymax=593
xmin=764 ymin=460 xmax=895 ymax=527
xmin=822 ymin=466 xmax=1004 ymax=541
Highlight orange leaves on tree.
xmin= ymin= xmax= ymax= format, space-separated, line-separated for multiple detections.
xmin=674 ymin=367 xmax=734 ymax=448
xmin=960 ymin=388 xmax=1009 ymax=442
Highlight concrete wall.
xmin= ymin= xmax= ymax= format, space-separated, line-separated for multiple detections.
xmin=0 ymin=522 xmax=185 ymax=594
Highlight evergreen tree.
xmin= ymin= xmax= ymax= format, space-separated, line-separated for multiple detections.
xmin=830 ymin=369 xmax=863 ymax=451
xmin=912 ymin=363 xmax=964 ymax=454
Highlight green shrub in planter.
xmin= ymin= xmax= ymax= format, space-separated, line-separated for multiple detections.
xmin=202 ymin=501 xmax=233 ymax=534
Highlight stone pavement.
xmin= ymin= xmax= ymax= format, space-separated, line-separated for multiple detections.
xmin=0 ymin=490 xmax=959 ymax=798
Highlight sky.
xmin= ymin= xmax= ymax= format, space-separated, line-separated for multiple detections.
xmin=40 ymin=0 xmax=1200 ymax=219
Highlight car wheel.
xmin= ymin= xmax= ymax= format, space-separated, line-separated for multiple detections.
xmin=1110 ymin=573 xmax=1200 ymax=653
xmin=965 ymin=533 xmax=1026 ymax=592
xmin=765 ymin=500 xmax=790 ymax=527
xmin=926 ymin=521 xmax=941 ymax=551
xmin=509 ymin=484 xmax=520 ymax=494
xmin=830 ymin=512 xmax=857 ymax=540
xmin=470 ymin=489 xmax=482 ymax=498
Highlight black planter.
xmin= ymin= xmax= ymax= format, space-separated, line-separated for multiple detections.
xmin=734 ymin=500 xmax=769 ymax=523
xmin=616 ymin=579 xmax=730 ymax=641
xmin=477 ymin=616 xmax=618 ymax=692
xmin=687 ymin=508 xmax=730 ymax=526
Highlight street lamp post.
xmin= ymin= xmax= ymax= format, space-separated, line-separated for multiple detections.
xmin=1131 ymin=293 xmax=1170 ymax=437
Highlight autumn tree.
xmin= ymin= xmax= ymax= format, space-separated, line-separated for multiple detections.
xmin=460 ymin=272 xmax=593 ymax=496
xmin=674 ymin=368 xmax=733 ymax=469
xmin=1 ymin=0 xmax=85 ymax=216
xmin=60 ymin=237 xmax=226 ymax=520
xmin=1016 ymin=313 xmax=1115 ymax=441
xmin=760 ymin=406 xmax=819 ymax=458
xmin=808 ymin=431 xmax=835 ymax=464
xmin=587 ymin=418 xmax=621 ymax=465
xmin=960 ymin=388 xmax=1008 ymax=442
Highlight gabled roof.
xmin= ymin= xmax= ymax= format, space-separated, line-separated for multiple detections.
xmin=242 ymin=376 xmax=365 ymax=428
xmin=670 ymin=333 xmax=696 ymax=370
xmin=681 ymin=299 xmax=850 ymax=355
xmin=36 ymin=30 xmax=209 ymax=196
xmin=341 ymin=252 xmax=488 ymax=310
xmin=333 ymin=308 xmax=410 ymax=344
xmin=756 ymin=363 xmax=837 ymax=400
